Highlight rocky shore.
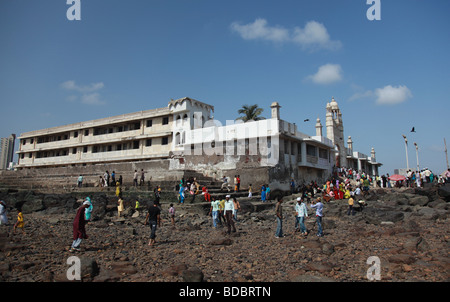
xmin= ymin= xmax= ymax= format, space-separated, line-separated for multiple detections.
xmin=0 ymin=184 xmax=449 ymax=282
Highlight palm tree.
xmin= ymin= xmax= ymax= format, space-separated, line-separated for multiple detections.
xmin=236 ymin=104 xmax=265 ymax=122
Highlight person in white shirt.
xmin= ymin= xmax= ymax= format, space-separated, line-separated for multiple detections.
xmin=295 ymin=197 xmax=308 ymax=235
xmin=223 ymin=195 xmax=236 ymax=234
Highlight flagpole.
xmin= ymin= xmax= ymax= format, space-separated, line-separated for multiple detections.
xmin=445 ymin=138 xmax=449 ymax=170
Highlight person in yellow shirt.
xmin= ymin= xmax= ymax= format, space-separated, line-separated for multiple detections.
xmin=344 ymin=188 xmax=351 ymax=199
xmin=347 ymin=196 xmax=355 ymax=216
xmin=14 ymin=208 xmax=25 ymax=234
xmin=218 ymin=198 xmax=225 ymax=226
xmin=115 ymin=181 xmax=122 ymax=198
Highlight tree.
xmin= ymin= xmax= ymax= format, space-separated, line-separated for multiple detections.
xmin=236 ymin=104 xmax=265 ymax=122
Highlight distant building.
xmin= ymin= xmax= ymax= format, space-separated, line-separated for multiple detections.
xmin=0 ymin=134 xmax=16 ymax=170
xmin=14 ymin=96 xmax=381 ymax=190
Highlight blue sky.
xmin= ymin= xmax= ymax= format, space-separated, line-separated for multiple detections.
xmin=1 ymin=0 xmax=449 ymax=176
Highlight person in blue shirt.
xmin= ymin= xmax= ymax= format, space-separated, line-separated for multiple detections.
xmin=310 ymin=197 xmax=324 ymax=237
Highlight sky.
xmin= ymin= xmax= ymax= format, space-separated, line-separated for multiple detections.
xmin=0 ymin=0 xmax=449 ymax=176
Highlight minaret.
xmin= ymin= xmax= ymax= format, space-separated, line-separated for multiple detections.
xmin=325 ymin=97 xmax=346 ymax=167
xmin=325 ymin=102 xmax=334 ymax=140
xmin=315 ymin=117 xmax=323 ymax=137
xmin=271 ymin=102 xmax=281 ymax=119
xmin=347 ymin=136 xmax=353 ymax=154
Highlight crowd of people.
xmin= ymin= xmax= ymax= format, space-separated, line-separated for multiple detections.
xmin=401 ymin=168 xmax=443 ymax=188
xmin=2 ymin=166 xmax=449 ymax=252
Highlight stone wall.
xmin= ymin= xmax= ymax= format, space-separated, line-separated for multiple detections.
xmin=0 ymin=159 xmax=184 ymax=190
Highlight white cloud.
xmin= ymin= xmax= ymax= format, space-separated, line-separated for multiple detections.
xmin=230 ymin=19 xmax=341 ymax=51
xmin=230 ymin=18 xmax=289 ymax=43
xmin=349 ymin=84 xmax=413 ymax=105
xmin=292 ymin=21 xmax=342 ymax=50
xmin=307 ymin=64 xmax=343 ymax=84
xmin=61 ymin=80 xmax=106 ymax=105
xmin=375 ymin=85 xmax=412 ymax=105
xmin=61 ymin=80 xmax=104 ymax=93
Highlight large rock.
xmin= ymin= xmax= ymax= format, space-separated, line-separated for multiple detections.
xmin=22 ymin=198 xmax=45 ymax=213
xmin=407 ymin=195 xmax=429 ymax=207
xmin=80 ymin=257 xmax=100 ymax=280
xmin=362 ymin=207 xmax=404 ymax=225
xmin=182 ymin=267 xmax=204 ymax=282
xmin=437 ymin=184 xmax=450 ymax=202
xmin=414 ymin=207 xmax=446 ymax=220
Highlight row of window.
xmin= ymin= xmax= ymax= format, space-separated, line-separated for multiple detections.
xmin=284 ymin=141 xmax=330 ymax=160
xmin=20 ymin=137 xmax=170 ymax=160
xmin=21 ymin=116 xmax=171 ymax=145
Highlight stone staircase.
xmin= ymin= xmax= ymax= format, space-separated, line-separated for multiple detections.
xmin=0 ymin=168 xmax=264 ymax=203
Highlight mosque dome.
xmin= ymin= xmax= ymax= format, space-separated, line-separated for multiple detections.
xmin=330 ymin=97 xmax=339 ymax=110
xmin=271 ymin=101 xmax=280 ymax=107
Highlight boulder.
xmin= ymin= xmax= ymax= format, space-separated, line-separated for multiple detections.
xmin=182 ymin=267 xmax=204 ymax=282
xmin=22 ymin=198 xmax=45 ymax=213
xmin=80 ymin=257 xmax=100 ymax=280
xmin=362 ymin=207 xmax=404 ymax=225
xmin=322 ymin=242 xmax=335 ymax=255
xmin=437 ymin=184 xmax=450 ymax=202
xmin=414 ymin=207 xmax=439 ymax=220
xmin=407 ymin=195 xmax=429 ymax=207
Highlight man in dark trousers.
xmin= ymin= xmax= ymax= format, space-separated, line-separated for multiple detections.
xmin=144 ymin=202 xmax=161 ymax=247
xmin=223 ymin=195 xmax=236 ymax=235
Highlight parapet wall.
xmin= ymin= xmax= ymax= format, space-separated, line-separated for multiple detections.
xmin=0 ymin=159 xmax=184 ymax=190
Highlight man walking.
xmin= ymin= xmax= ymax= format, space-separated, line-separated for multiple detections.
xmin=295 ymin=197 xmax=308 ymax=235
xmin=223 ymin=195 xmax=236 ymax=234
xmin=144 ymin=202 xmax=161 ymax=247
xmin=310 ymin=197 xmax=324 ymax=237
xmin=133 ymin=170 xmax=138 ymax=187
xmin=208 ymin=197 xmax=220 ymax=228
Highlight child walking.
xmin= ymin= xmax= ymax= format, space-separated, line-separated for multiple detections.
xmin=14 ymin=208 xmax=25 ymax=234
xmin=168 ymin=203 xmax=175 ymax=227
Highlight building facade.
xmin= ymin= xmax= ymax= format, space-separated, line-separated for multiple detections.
xmin=14 ymin=96 xmax=381 ymax=190
xmin=0 ymin=134 xmax=16 ymax=170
